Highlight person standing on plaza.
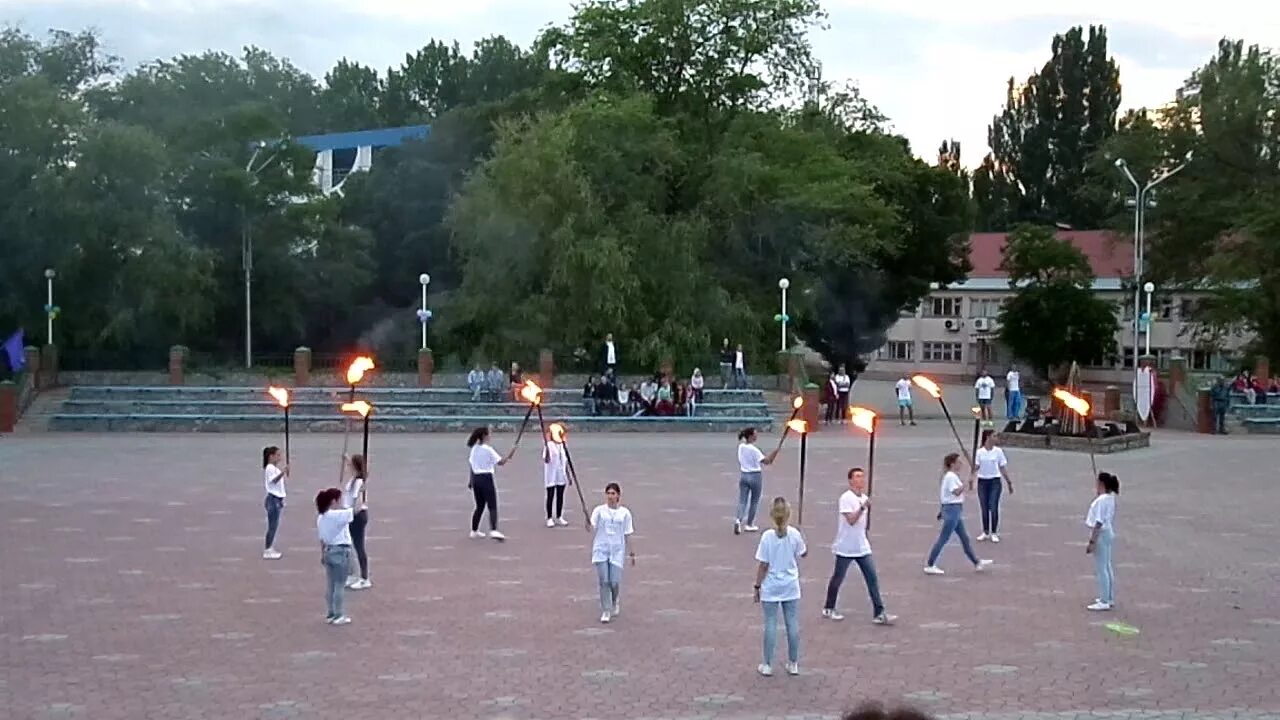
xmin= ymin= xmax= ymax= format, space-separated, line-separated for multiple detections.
xmin=974 ymin=370 xmax=996 ymax=422
xmin=733 ymin=343 xmax=748 ymax=389
xmin=590 ymin=482 xmax=635 ymax=623
xmin=467 ymin=427 xmax=515 ymax=541
xmin=341 ymin=453 xmax=372 ymax=590
xmin=1085 ymin=472 xmax=1120 ymax=611
xmin=924 ymin=453 xmax=992 ymax=575
xmin=262 ymin=446 xmax=288 ymax=560
xmin=315 ymin=487 xmax=355 ymax=625
xmin=834 ymin=364 xmax=853 ymax=423
xmin=894 ymin=375 xmax=916 ymax=426
xmin=824 ymin=372 xmax=840 ymax=425
xmin=735 ymin=427 xmax=779 ymax=535
xmin=543 ymin=429 xmax=570 ymax=527
xmin=719 ymin=338 xmax=734 ymax=389
xmin=973 ymin=430 xmax=1014 ymax=543
xmin=753 ymin=497 xmax=807 ymax=677
xmin=599 ymin=333 xmax=619 ymax=375
xmin=1005 ymin=365 xmax=1022 ymax=419
xmin=1210 ymin=376 xmax=1231 ymax=434
xmin=822 ymin=468 xmax=896 ymax=625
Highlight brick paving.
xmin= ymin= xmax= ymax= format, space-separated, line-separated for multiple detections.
xmin=1 ymin=424 xmax=1278 ymax=720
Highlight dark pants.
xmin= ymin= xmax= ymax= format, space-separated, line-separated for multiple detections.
xmin=545 ymin=485 xmax=565 ymax=519
xmin=264 ymin=494 xmax=283 ymax=549
xmin=837 ymin=391 xmax=850 ymax=423
xmin=350 ymin=509 xmax=369 ymax=579
xmin=976 ymin=477 xmax=1003 ymax=534
xmin=1213 ymin=406 xmax=1228 ymax=434
xmin=470 ymin=472 xmax=498 ymax=531
xmin=823 ymin=554 xmax=884 ymax=617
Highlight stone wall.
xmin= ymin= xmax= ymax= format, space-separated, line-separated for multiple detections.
xmin=993 ymin=429 xmax=1150 ymax=454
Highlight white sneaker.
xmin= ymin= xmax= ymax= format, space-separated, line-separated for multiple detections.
xmin=546 ymin=518 xmax=556 ymax=528
xmin=786 ymin=662 xmax=800 ymax=676
xmin=976 ymin=533 xmax=989 ymax=541
xmin=734 ymin=520 xmax=742 ymax=535
xmin=757 ymin=663 xmax=773 ymax=677
xmin=975 ymin=559 xmax=993 ymax=572
xmin=611 ymin=601 xmax=620 ymax=616
xmin=744 ymin=525 xmax=760 ymax=533
xmin=600 ymin=612 xmax=611 ymax=624
xmin=331 ymin=616 xmax=352 ymax=625
xmin=345 ymin=577 xmax=358 ymax=589
xmin=873 ymin=613 xmax=897 ymax=625
xmin=489 ymin=530 xmax=506 ymax=542
xmin=556 ymin=517 xmax=569 ymax=526
xmin=990 ymin=534 xmax=1001 ymax=543
xmin=821 ymin=609 xmax=844 ymax=621
xmin=923 ymin=566 xmax=945 ymax=575
xmin=351 ymin=579 xmax=372 ymax=590
xmin=262 ymin=549 xmax=282 ymax=560
xmin=1087 ymin=601 xmax=1113 ymax=611
xmin=470 ymin=530 xmax=487 ymax=539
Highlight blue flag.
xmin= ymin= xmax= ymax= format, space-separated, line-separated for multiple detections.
xmin=2 ymin=329 xmax=24 ymax=372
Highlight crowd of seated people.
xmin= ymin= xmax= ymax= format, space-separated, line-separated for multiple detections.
xmin=1233 ymin=370 xmax=1280 ymax=405
xmin=582 ymin=369 xmax=706 ymax=417
xmin=466 ymin=361 xmax=525 ymax=401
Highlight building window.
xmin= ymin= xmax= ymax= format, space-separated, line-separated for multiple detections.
xmin=1157 ymin=298 xmax=1174 ymax=320
xmin=1190 ymin=349 xmax=1229 ymax=371
xmin=1179 ymin=298 xmax=1201 ymax=321
xmin=968 ymin=298 xmax=1004 ymax=318
xmin=922 ymin=341 xmax=962 ymax=363
xmin=878 ymin=341 xmax=913 ymax=361
xmin=1084 ymin=351 xmax=1118 ymax=369
xmin=968 ymin=342 xmax=997 ymax=366
xmin=927 ymin=296 xmax=962 ymax=317
xmin=1121 ymin=346 xmax=1135 ymax=368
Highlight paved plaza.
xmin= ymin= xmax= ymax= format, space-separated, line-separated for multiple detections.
xmin=2 ymin=424 xmax=1278 ymax=720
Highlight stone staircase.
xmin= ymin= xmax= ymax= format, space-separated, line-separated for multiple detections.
xmin=1230 ymin=393 xmax=1280 ymax=434
xmin=47 ymin=386 xmax=773 ymax=433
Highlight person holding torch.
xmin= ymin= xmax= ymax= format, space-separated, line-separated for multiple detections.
xmin=923 ymin=453 xmax=992 ymax=576
xmin=466 ymin=427 xmax=516 ymax=541
xmin=543 ymin=426 xmax=570 ymax=528
xmin=735 ymin=427 xmax=780 ymax=535
xmin=262 ymin=446 xmax=288 ymax=560
xmin=821 ymin=467 xmax=896 ymax=625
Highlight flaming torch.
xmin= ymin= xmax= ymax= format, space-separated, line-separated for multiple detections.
xmin=849 ymin=406 xmax=878 ymax=532
xmin=912 ymin=374 xmax=971 ymax=468
xmin=267 ymin=386 xmax=292 ymax=464
xmin=341 ymin=400 xmax=374 ymax=472
xmin=338 ymin=356 xmax=376 ymax=481
xmin=550 ymin=422 xmax=590 ymax=529
xmin=773 ymin=395 xmax=805 ymax=454
xmin=1052 ymin=388 xmax=1097 ymax=478
xmin=513 ymin=380 xmax=544 ymax=448
xmin=786 ymin=418 xmax=810 ymax=525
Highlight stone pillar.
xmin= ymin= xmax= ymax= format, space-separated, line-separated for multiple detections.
xmin=1255 ymin=356 xmax=1270 ymax=384
xmin=539 ymin=348 xmax=554 ymax=388
xmin=417 ymin=348 xmax=434 ymax=387
xmin=1196 ymin=389 xmax=1213 ymax=434
xmin=293 ymin=347 xmax=311 ymax=387
xmin=168 ymin=345 xmax=186 ymax=386
xmin=1168 ymin=356 xmax=1188 ymax=391
xmin=0 ymin=380 xmax=15 ymax=433
xmin=23 ymin=346 xmax=40 ymax=390
xmin=786 ymin=352 xmax=802 ymax=395
xmin=39 ymin=343 xmax=58 ymax=389
xmin=800 ymin=382 xmax=821 ymax=431
xmin=1103 ymin=386 xmax=1120 ymax=418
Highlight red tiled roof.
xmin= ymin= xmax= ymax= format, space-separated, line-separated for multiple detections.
xmin=967 ymin=230 xmax=1134 ymax=279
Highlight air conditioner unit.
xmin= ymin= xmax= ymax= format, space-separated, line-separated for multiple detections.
xmin=973 ymin=317 xmax=992 ymax=332
xmin=944 ymin=319 xmax=963 ymax=333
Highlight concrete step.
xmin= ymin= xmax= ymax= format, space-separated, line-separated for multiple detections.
xmin=56 ymin=399 xmax=769 ymax=419
xmin=48 ymin=413 xmax=774 ymax=433
xmin=66 ymin=385 xmax=768 ymax=403
xmin=13 ymin=387 xmax=70 ymax=433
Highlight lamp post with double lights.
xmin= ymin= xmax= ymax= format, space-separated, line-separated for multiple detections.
xmin=776 ymin=278 xmax=791 ymax=352
xmin=417 ymin=273 xmax=433 ymax=350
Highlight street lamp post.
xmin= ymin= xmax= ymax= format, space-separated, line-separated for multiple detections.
xmin=1142 ymin=281 xmax=1155 ymax=356
xmin=242 ymin=143 xmax=279 ymax=369
xmin=418 ymin=273 xmax=432 ymax=350
xmin=43 ymin=268 xmax=56 ymax=344
xmin=778 ymin=278 xmax=790 ymax=352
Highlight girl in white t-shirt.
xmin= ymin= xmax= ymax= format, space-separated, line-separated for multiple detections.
xmin=543 ymin=431 xmax=570 ymax=527
xmin=1085 ymin=472 xmax=1120 ymax=611
xmin=974 ymin=430 xmax=1015 ymax=543
xmin=735 ymin=427 xmax=779 ymax=535
xmin=822 ymin=467 xmax=896 ymax=625
xmin=262 ymin=446 xmax=288 ymax=560
xmin=466 ymin=427 xmax=516 ymax=541
xmin=753 ymin=497 xmax=807 ymax=677
xmin=924 ymin=453 xmax=991 ymax=575
xmin=590 ymin=483 xmax=635 ymax=624
xmin=341 ymin=453 xmax=371 ymax=590
xmin=314 ymin=487 xmax=355 ymax=625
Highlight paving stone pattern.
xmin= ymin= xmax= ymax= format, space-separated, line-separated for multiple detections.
xmin=1 ymin=425 xmax=1278 ymax=720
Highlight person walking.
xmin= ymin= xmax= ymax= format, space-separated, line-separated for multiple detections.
xmin=973 ymin=430 xmax=1014 ymax=543
xmin=974 ymin=371 xmax=996 ymax=422
xmin=821 ymin=468 xmax=896 ymax=625
xmin=466 ymin=427 xmax=516 ymax=541
xmin=834 ymin=364 xmax=852 ymax=423
xmin=341 ymin=453 xmax=372 ymax=590
xmin=590 ymin=482 xmax=636 ymax=624
xmin=1085 ymin=472 xmax=1120 ymax=611
xmin=753 ymin=497 xmax=807 ymax=677
xmin=719 ymin=338 xmax=734 ymax=389
xmin=315 ymin=487 xmax=355 ymax=625
xmin=262 ymin=446 xmax=288 ymax=560
xmin=894 ymin=375 xmax=916 ymax=426
xmin=1004 ymin=365 xmax=1023 ymax=419
xmin=544 ymin=429 xmax=570 ymax=527
xmin=924 ymin=453 xmax=992 ymax=575
xmin=735 ymin=427 xmax=779 ymax=535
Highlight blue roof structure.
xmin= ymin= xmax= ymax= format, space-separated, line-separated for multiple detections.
xmin=292 ymin=125 xmax=430 ymax=152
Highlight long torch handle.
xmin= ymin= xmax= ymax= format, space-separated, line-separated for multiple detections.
xmin=773 ymin=409 xmax=799 ymax=453
xmin=866 ymin=423 xmax=876 ymax=533
xmin=512 ymin=404 xmax=535 ymax=448
xmin=338 ymin=385 xmax=355 ymax=483
xmin=534 ymin=404 xmax=549 ymax=457
xmin=938 ymin=400 xmax=972 ymax=469
xmin=283 ymin=406 xmax=291 ymax=466
xmin=564 ymin=444 xmax=590 ymax=530
xmin=797 ymin=432 xmax=807 ymax=526
xmin=362 ymin=413 xmax=370 ymax=474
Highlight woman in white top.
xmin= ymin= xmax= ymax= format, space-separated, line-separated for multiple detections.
xmin=466 ymin=426 xmax=515 ymax=541
xmin=924 ymin=453 xmax=991 ymax=575
xmin=822 ymin=467 xmax=895 ymax=625
xmin=315 ymin=487 xmax=355 ymax=625
xmin=834 ymin=364 xmax=852 ymax=422
xmin=753 ymin=497 xmax=806 ymax=676
xmin=543 ymin=430 xmax=570 ymax=527
xmin=973 ymin=430 xmax=1014 ymax=543
xmin=1085 ymin=472 xmax=1120 ymax=611
xmin=341 ymin=454 xmax=371 ymax=590
xmin=262 ymin=446 xmax=288 ymax=560
xmin=590 ymin=482 xmax=635 ymax=624
xmin=735 ymin=427 xmax=779 ymax=535
xmin=689 ymin=368 xmax=705 ymax=416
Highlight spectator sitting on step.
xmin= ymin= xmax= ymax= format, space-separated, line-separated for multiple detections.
xmin=639 ymin=376 xmax=659 ymax=415
xmin=690 ymin=368 xmax=705 ymax=403
xmin=1253 ymin=376 xmax=1268 ymax=405
xmin=656 ymin=379 xmax=676 ymax=416
xmin=583 ymin=375 xmax=598 ymax=416
xmin=509 ymin=362 xmax=524 ymax=393
xmin=674 ymin=381 xmax=688 ymax=416
xmin=467 ymin=363 xmax=485 ymax=401
xmin=485 ymin=362 xmax=505 ymax=402
xmin=595 ymin=373 xmax=618 ymax=415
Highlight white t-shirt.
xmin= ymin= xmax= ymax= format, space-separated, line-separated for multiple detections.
xmin=691 ymin=374 xmax=704 ymax=390
xmin=895 ymin=379 xmax=912 ymax=401
xmin=544 ymin=442 xmax=568 ymax=487
xmin=316 ymin=508 xmax=354 ymax=546
xmin=835 ymin=373 xmax=851 ymax=392
xmin=974 ymin=446 xmax=1008 ymax=479
xmin=939 ymin=471 xmax=965 ymax=505
xmin=1085 ymin=493 xmax=1117 ymax=533
xmin=735 ymin=351 xmax=745 ymax=370
xmin=606 ymin=341 xmax=616 ymax=365
xmin=755 ymin=526 xmax=806 ymax=602
xmin=590 ymin=504 xmax=634 ymax=567
xmin=832 ymin=490 xmax=871 ymax=557
xmin=469 ymin=444 xmax=502 ymax=474
xmin=975 ymin=376 xmax=996 ymax=400
xmin=264 ymin=464 xmax=286 ymax=498
xmin=1006 ymin=370 xmax=1021 ymax=392
xmin=342 ymin=477 xmax=366 ymax=511
xmin=738 ymin=442 xmax=766 ymax=473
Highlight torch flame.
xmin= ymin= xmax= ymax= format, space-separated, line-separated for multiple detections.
xmin=849 ymin=406 xmax=877 ymax=434
xmin=341 ymin=400 xmax=373 ymax=418
xmin=791 ymin=396 xmax=804 ymax=410
xmin=345 ymin=356 xmax=376 ymax=386
xmin=911 ymin=374 xmax=942 ymax=399
xmin=1052 ymin=388 xmax=1091 ymax=418
xmin=519 ymin=380 xmax=543 ymax=405
xmin=267 ymin=386 xmax=290 ymax=408
xmin=549 ymin=422 xmax=567 ymax=443
xmin=785 ymin=418 xmax=809 ymax=434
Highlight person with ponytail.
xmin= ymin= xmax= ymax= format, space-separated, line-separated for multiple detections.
xmin=923 ymin=453 xmax=992 ymax=576
xmin=315 ymin=487 xmax=355 ymax=625
xmin=735 ymin=427 xmax=779 ymax=535
xmin=466 ymin=426 xmax=515 ymax=541
xmin=543 ymin=428 xmax=570 ymax=527
xmin=341 ymin=453 xmax=371 ymax=590
xmin=752 ymin=497 xmax=807 ymax=677
xmin=261 ymin=446 xmax=288 ymax=560
xmin=1085 ymin=472 xmax=1120 ymax=611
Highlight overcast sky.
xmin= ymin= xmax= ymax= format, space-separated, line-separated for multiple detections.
xmin=4 ymin=1 xmax=1277 ymax=167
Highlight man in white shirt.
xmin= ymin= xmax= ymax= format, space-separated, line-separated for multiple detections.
xmin=821 ymin=468 xmax=896 ymax=625
xmin=1005 ymin=365 xmax=1022 ymax=419
xmin=733 ymin=343 xmax=747 ymax=389
xmin=894 ymin=375 xmax=916 ymax=426
xmin=600 ymin=333 xmax=618 ymax=374
xmin=974 ymin=371 xmax=996 ymax=421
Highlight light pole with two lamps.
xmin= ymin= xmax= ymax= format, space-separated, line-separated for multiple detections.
xmin=43 ymin=268 xmax=58 ymax=344
xmin=417 ymin=273 xmax=433 ymax=350
xmin=776 ymin=278 xmax=790 ymax=352
xmin=1142 ymin=281 xmax=1156 ymax=355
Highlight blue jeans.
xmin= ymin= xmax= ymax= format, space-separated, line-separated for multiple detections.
xmin=762 ymin=599 xmax=799 ymax=665
xmin=736 ymin=472 xmax=763 ymax=524
xmin=977 ymin=477 xmax=1003 ymax=534
xmin=323 ymin=545 xmax=351 ymax=618
xmin=1094 ymin=528 xmax=1115 ymax=604
xmin=594 ymin=561 xmax=622 ymax=613
xmin=469 ymin=381 xmax=482 ymax=401
xmin=733 ymin=368 xmax=747 ymax=389
xmin=823 ymin=554 xmax=884 ymax=617
xmin=1007 ymin=390 xmax=1023 ymax=418
xmin=264 ymin=495 xmax=283 ymax=550
xmin=927 ymin=503 xmax=980 ymax=567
